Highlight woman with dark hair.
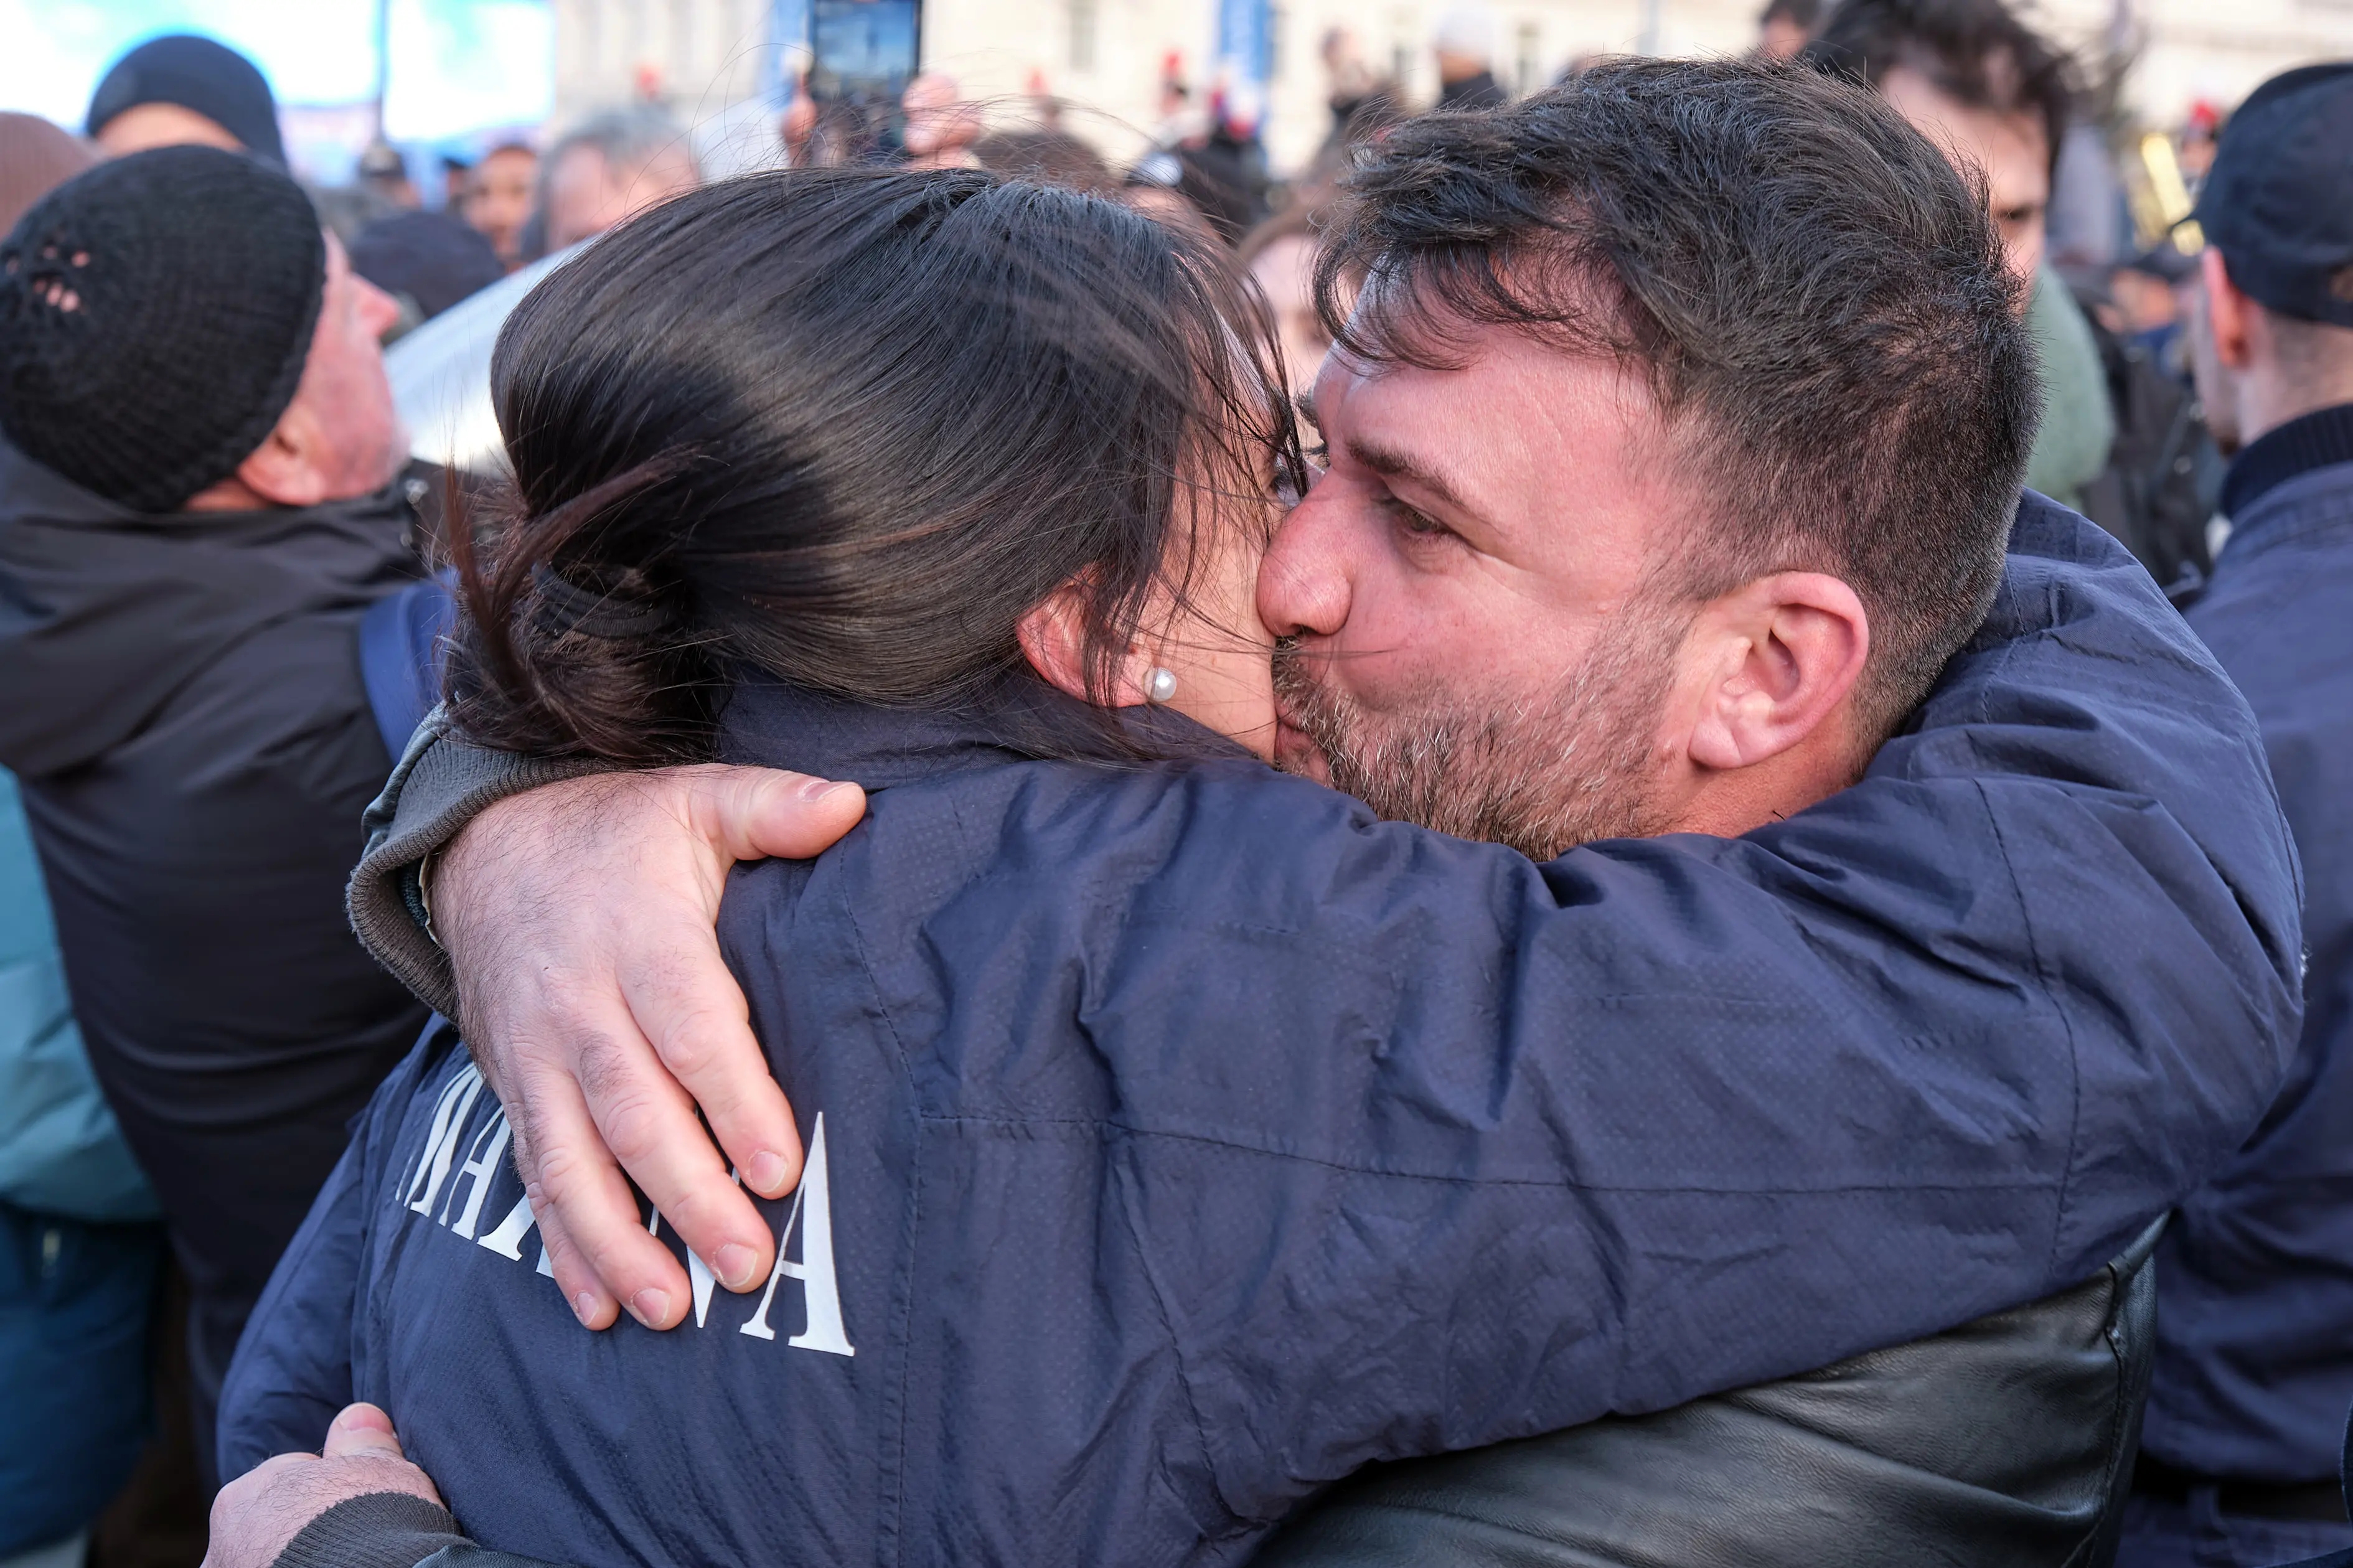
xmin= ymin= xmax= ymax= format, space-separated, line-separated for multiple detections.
xmin=217 ymin=157 xmax=2263 ymax=1567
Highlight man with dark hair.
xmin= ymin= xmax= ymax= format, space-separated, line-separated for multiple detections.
xmin=0 ymin=146 xmax=438 ymax=1481
xmin=213 ymin=62 xmax=2299 ymax=1568
xmin=2117 ymin=63 xmax=2353 ymax=1568
xmin=1807 ymin=0 xmax=2213 ymax=591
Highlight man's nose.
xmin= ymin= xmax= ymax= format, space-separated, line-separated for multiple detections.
xmin=357 ymin=277 xmax=401 ymax=339
xmin=1258 ymin=484 xmax=1354 ymax=640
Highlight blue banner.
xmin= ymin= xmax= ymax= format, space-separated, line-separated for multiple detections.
xmin=768 ymin=0 xmax=815 ymax=105
xmin=1214 ymin=0 xmax=1270 ymax=116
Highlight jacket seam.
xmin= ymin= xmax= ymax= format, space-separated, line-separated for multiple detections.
xmin=913 ymin=1110 xmax=2059 ymax=1193
xmin=1106 ymin=1133 xmax=1254 ymax=1536
xmin=1974 ymin=772 xmax=2079 ymax=1290
xmin=832 ymin=880 xmax=923 ymax=1568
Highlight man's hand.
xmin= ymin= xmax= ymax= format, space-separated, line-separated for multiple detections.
xmin=434 ymin=764 xmax=867 ymax=1331
xmin=203 ymin=1404 xmax=442 ymax=1568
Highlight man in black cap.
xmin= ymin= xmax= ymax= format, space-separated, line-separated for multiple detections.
xmin=2118 ymin=61 xmax=2353 ymax=1568
xmin=85 ymin=34 xmax=286 ymax=166
xmin=0 ymin=145 xmax=436 ymax=1485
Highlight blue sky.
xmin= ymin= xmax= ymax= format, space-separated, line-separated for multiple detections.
xmin=1 ymin=0 xmax=553 ymax=141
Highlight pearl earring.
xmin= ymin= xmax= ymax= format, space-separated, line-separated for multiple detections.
xmin=1145 ymin=667 xmax=1178 ymax=704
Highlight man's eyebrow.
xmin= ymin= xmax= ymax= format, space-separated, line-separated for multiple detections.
xmin=1346 ymin=436 xmax=1475 ymax=515
xmin=1294 ymin=387 xmax=1318 ymax=430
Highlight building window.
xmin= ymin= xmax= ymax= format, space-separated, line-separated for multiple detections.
xmin=1069 ymin=0 xmax=1097 ymax=72
xmin=1515 ymin=21 xmax=1540 ymax=95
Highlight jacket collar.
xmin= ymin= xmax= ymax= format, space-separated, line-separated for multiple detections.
xmin=2220 ymin=401 xmax=2353 ymax=520
xmin=715 ymin=673 xmax=1251 ymax=791
xmin=2214 ymin=454 xmax=2353 ymax=576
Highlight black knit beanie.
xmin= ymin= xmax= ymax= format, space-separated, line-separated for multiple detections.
xmin=0 ymin=146 xmax=325 ymax=513
xmin=85 ymin=34 xmax=287 ymax=167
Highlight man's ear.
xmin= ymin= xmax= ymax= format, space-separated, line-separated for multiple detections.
xmin=1014 ymin=583 xmax=1150 ymax=707
xmin=2201 ymin=247 xmax=2255 ymax=373
xmin=1683 ymin=572 xmax=1870 ymax=772
xmin=231 ymin=401 xmax=332 ymax=509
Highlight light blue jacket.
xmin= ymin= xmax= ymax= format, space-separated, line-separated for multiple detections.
xmin=0 ymin=766 xmax=154 ymax=1221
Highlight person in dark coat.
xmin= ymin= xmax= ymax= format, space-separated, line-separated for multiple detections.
xmin=0 ymin=146 xmax=436 ymax=1484
xmin=2117 ymin=62 xmax=2353 ymax=1568
xmin=215 ymin=67 xmax=2299 ymax=1568
xmin=84 ymin=33 xmax=286 ymax=164
xmin=349 ymin=209 xmax=506 ymax=325
xmin=1432 ymin=7 xmax=1507 ymax=108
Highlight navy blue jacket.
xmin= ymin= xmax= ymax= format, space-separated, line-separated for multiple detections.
xmin=2153 ymin=439 xmax=2353 ymax=1481
xmin=220 ymin=499 xmax=2303 ymax=1567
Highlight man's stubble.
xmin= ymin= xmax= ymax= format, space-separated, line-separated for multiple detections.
xmin=1270 ymin=597 xmax=1694 ymax=861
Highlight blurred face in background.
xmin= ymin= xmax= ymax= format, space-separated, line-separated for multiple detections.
xmin=1878 ymin=64 xmax=2050 ymax=287
xmin=93 ymin=101 xmax=243 ymax=157
xmin=466 ymin=145 xmax=538 ymax=266
xmin=1757 ymin=17 xmax=1811 ymax=59
xmin=1247 ymin=233 xmax=1333 ymax=410
xmin=543 ymin=142 xmax=699 ymax=251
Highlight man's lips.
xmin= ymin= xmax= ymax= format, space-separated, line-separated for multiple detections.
xmin=1272 ymin=714 xmax=1333 ymax=782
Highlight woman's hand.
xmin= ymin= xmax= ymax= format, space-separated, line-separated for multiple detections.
xmin=433 ymin=764 xmax=867 ymax=1331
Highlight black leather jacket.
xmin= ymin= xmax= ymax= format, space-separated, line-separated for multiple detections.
xmin=1254 ymin=1219 xmax=2166 ymax=1568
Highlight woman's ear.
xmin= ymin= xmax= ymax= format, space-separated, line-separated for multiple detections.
xmin=1015 ymin=583 xmax=1150 ymax=707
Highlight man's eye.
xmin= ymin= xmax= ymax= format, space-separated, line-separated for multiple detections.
xmin=1394 ymin=502 xmax=1449 ymax=537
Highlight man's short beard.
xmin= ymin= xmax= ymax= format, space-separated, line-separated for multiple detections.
xmin=1271 ymin=603 xmax=1693 ymax=861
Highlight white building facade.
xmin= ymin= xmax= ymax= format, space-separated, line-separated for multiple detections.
xmin=550 ymin=0 xmax=2353 ymax=177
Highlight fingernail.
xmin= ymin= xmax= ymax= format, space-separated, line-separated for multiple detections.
xmin=572 ymin=1292 xmax=601 ymax=1326
xmin=716 ymin=1243 xmax=759 ymax=1290
xmin=797 ymin=776 xmax=850 ymax=801
xmin=629 ymin=1287 xmax=672 ymax=1327
xmin=748 ymin=1148 xmax=791 ymax=1195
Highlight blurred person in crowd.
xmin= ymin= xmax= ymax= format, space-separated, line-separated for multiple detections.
xmin=358 ymin=142 xmax=421 ymax=211
xmin=0 ymin=148 xmax=443 ymax=1486
xmin=0 ymin=114 xmax=88 ymax=231
xmin=1128 ymin=82 xmax=1271 ymax=245
xmin=2117 ymin=62 xmax=2353 ymax=1568
xmin=1757 ymin=0 xmax=1822 ymax=59
xmin=438 ymin=153 xmax=470 ymax=210
xmin=2103 ymin=245 xmax=2198 ymax=369
xmin=1239 ymin=204 xmax=1330 ymax=406
xmin=227 ymin=65 xmax=2300 ymax=1568
xmin=350 ymin=209 xmax=505 ymax=332
xmin=2177 ymin=100 xmax=2222 ymax=182
xmin=901 ymin=72 xmax=983 ymax=171
xmin=1321 ymin=27 xmax=1400 ymax=139
xmin=538 ymin=108 xmax=701 ymax=252
xmin=971 ymin=128 xmax=1115 ymax=193
xmin=1808 ymin=0 xmax=2211 ymax=592
xmin=1433 ymin=7 xmax=1505 ymax=110
xmin=777 ymin=73 xmax=822 ymax=167
xmin=0 ymin=111 xmax=177 ymax=1568
xmin=84 ymin=34 xmax=283 ymax=165
xmin=461 ymin=143 xmax=537 ymax=270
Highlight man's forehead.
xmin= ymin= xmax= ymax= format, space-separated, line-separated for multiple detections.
xmin=1313 ymin=325 xmax=1650 ymax=451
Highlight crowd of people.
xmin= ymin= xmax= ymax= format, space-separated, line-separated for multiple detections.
xmin=0 ymin=4 xmax=2348 ymax=1568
